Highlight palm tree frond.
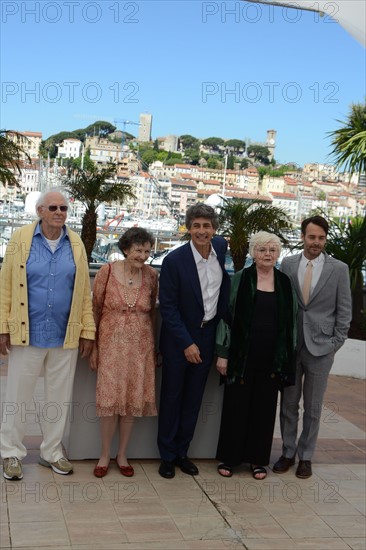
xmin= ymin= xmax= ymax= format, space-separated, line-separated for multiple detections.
xmin=327 ymin=102 xmax=366 ymax=175
xmin=63 ymin=163 xmax=136 ymax=260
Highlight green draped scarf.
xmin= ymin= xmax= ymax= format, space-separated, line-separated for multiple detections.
xmin=216 ymin=264 xmax=297 ymax=387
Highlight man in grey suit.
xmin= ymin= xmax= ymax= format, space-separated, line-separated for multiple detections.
xmin=274 ymin=215 xmax=352 ymax=479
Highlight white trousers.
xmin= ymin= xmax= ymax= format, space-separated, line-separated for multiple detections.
xmin=0 ymin=345 xmax=78 ymax=463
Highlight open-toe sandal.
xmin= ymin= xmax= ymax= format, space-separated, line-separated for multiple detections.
xmin=251 ymin=465 xmax=267 ymax=480
xmin=218 ymin=463 xmax=233 ymax=477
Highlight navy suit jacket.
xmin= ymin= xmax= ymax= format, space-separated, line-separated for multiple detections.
xmin=159 ymin=236 xmax=230 ymax=357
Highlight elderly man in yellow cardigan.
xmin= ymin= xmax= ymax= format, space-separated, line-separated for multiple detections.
xmin=0 ymin=190 xmax=95 ymax=480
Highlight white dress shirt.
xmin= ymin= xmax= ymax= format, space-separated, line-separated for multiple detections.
xmin=190 ymin=240 xmax=222 ymax=322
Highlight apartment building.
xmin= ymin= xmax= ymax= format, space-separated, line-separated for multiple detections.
xmin=303 ymin=163 xmax=338 ymax=182
xmin=86 ymin=136 xmax=122 ymax=163
xmin=270 ymin=192 xmax=298 ymax=221
xmin=261 ymin=176 xmax=286 ymax=195
xmin=170 ymin=179 xmax=197 ymax=213
xmin=8 ymin=130 xmax=42 ymax=159
xmin=57 ymin=138 xmax=82 ymax=159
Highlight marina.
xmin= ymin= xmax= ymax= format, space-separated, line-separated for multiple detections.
xmin=0 ymin=203 xmax=302 ymax=269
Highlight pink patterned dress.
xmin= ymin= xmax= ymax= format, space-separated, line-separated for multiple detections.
xmin=92 ymin=262 xmax=158 ymax=417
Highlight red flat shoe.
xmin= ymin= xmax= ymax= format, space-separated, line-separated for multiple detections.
xmin=93 ymin=464 xmax=109 ymax=478
xmin=116 ymin=457 xmax=134 ymax=477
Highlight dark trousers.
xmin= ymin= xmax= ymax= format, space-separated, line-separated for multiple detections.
xmin=216 ymin=368 xmax=279 ymax=467
xmin=158 ymin=323 xmax=215 ymax=462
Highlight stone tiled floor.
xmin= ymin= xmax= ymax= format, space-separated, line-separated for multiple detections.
xmin=0 ymin=359 xmax=365 ymax=549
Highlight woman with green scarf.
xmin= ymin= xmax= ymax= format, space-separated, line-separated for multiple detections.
xmin=216 ymin=231 xmax=297 ymax=479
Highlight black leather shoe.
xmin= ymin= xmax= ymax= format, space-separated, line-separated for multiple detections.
xmin=273 ymin=455 xmax=296 ymax=473
xmin=175 ymin=457 xmax=199 ymax=475
xmin=158 ymin=461 xmax=175 ymax=479
xmin=296 ymin=460 xmax=312 ymax=479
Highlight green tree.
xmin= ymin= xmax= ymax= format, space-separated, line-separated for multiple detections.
xmin=227 ymin=153 xmax=235 ymax=170
xmin=240 ymin=158 xmax=250 ymax=169
xmin=156 ymin=151 xmax=169 ymax=163
xmin=141 ymin=149 xmax=158 ymax=166
xmin=202 ymin=137 xmax=225 ymax=151
xmin=179 ymin=134 xmax=200 ymax=150
xmin=72 ymin=153 xmax=95 ymax=172
xmin=207 ymin=157 xmax=219 ymax=169
xmin=247 ymin=144 xmax=271 ymax=164
xmin=137 ymin=143 xmax=153 ymax=156
xmin=0 ymin=130 xmax=31 ymax=187
xmin=217 ymin=198 xmax=292 ymax=272
xmin=257 ymin=166 xmax=267 ymax=183
xmin=84 ymin=121 xmax=116 ymax=138
xmin=225 ymin=139 xmax=246 ymax=152
xmin=165 ymin=155 xmax=183 ymax=166
xmin=324 ymin=215 xmax=366 ymax=340
xmin=184 ymin=148 xmax=200 ymax=165
xmin=328 ymin=101 xmax=366 ymax=176
xmin=63 ymin=164 xmax=135 ymax=261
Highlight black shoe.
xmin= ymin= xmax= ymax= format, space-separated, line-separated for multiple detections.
xmin=158 ymin=460 xmax=175 ymax=479
xmin=296 ymin=460 xmax=312 ymax=479
xmin=273 ymin=455 xmax=296 ymax=473
xmin=175 ymin=456 xmax=199 ymax=476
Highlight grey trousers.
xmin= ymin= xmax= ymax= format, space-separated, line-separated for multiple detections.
xmin=279 ymin=345 xmax=335 ymax=461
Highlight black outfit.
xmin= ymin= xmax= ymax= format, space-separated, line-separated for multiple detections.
xmin=215 ymin=265 xmax=297 ymax=469
xmin=216 ymin=291 xmax=279 ymax=466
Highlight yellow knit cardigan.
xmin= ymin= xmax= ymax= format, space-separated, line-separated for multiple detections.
xmin=0 ymin=221 xmax=95 ymax=348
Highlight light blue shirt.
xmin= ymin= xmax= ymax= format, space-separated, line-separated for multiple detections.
xmin=26 ymin=223 xmax=76 ymax=347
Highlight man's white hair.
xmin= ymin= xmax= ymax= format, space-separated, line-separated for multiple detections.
xmin=35 ymin=189 xmax=69 ymax=216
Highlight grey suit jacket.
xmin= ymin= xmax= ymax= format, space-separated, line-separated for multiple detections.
xmin=281 ymin=252 xmax=352 ymax=357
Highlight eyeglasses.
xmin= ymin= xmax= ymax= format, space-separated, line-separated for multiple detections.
xmin=255 ymin=247 xmax=278 ymax=256
xmin=45 ymin=205 xmax=68 ymax=212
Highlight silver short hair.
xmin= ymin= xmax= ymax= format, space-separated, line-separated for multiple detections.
xmin=35 ymin=189 xmax=69 ymax=216
xmin=249 ymin=231 xmax=282 ymax=257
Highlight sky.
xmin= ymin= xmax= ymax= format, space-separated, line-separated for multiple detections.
xmin=1 ymin=0 xmax=365 ymax=167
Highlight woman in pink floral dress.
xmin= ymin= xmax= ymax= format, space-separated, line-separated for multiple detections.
xmin=90 ymin=228 xmax=158 ymax=478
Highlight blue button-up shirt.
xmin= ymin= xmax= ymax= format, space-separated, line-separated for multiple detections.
xmin=26 ymin=223 xmax=76 ymax=347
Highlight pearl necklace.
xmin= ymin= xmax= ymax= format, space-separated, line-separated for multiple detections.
xmin=123 ymin=263 xmax=141 ymax=309
xmin=124 ymin=285 xmax=140 ymax=309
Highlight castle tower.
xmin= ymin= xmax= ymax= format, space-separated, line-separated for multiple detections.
xmin=266 ymin=129 xmax=277 ymax=161
xmin=138 ymin=113 xmax=153 ymax=142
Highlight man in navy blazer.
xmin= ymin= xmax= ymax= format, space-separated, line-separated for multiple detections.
xmin=158 ymin=204 xmax=230 ymax=479
xmin=274 ymin=215 xmax=352 ymax=479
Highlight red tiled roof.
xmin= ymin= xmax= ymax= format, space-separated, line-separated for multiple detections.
xmin=18 ymin=131 xmax=42 ymax=138
xmin=271 ymin=192 xmax=297 ymax=199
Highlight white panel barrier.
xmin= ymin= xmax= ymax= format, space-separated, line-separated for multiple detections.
xmin=63 ymin=309 xmax=224 ymax=459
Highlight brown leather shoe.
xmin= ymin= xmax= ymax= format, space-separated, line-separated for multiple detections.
xmin=296 ymin=460 xmax=312 ymax=479
xmin=273 ymin=455 xmax=296 ymax=473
